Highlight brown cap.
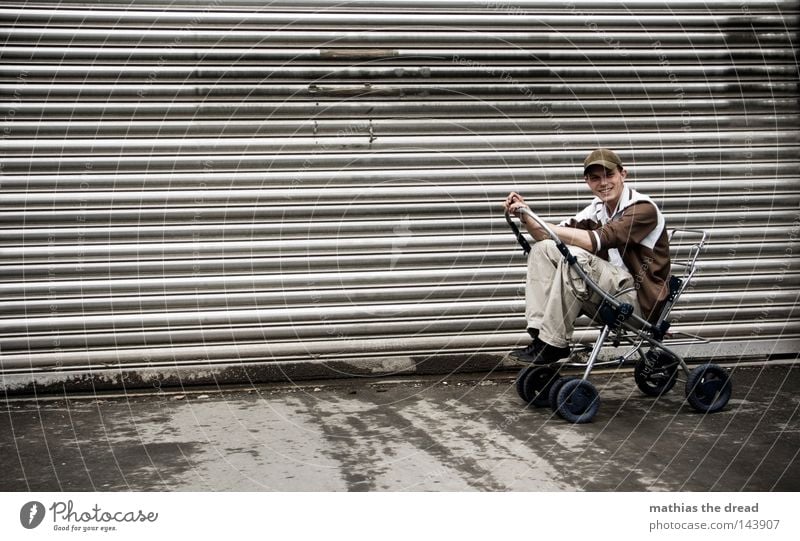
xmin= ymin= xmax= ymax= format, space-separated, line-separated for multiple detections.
xmin=583 ymin=148 xmax=623 ymax=173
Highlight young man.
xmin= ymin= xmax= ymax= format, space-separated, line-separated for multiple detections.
xmin=503 ymin=148 xmax=671 ymax=364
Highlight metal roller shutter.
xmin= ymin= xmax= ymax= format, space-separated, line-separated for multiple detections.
xmin=1 ymin=0 xmax=798 ymax=392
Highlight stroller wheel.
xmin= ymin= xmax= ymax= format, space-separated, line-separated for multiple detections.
xmin=549 ymin=376 xmax=578 ymax=412
xmin=520 ymin=366 xmax=559 ymax=407
xmin=556 ymin=379 xmax=600 ymax=424
xmin=515 ymin=366 xmax=534 ymax=403
xmin=685 ymin=364 xmax=732 ymax=413
xmin=634 ymin=351 xmax=678 ymax=397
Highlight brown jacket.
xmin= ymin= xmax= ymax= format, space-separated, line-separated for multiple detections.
xmin=561 ymin=186 xmax=671 ymax=320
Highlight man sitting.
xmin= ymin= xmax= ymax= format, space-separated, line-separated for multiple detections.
xmin=504 ymin=148 xmax=671 ymax=364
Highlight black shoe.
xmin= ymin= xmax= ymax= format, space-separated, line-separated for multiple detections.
xmin=509 ymin=339 xmax=543 ymax=362
xmin=509 ymin=338 xmax=570 ymax=365
xmin=509 ymin=329 xmax=540 ymax=361
xmin=537 ymin=341 xmax=571 ymax=364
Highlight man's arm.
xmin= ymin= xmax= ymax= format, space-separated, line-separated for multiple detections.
xmin=518 ymin=213 xmax=594 ymax=252
xmin=503 ymin=192 xmax=594 ymax=251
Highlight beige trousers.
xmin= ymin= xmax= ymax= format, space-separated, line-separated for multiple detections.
xmin=525 ymin=240 xmax=640 ymax=348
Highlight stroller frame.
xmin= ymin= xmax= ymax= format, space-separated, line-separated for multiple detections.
xmin=506 ymin=207 xmax=733 ymax=423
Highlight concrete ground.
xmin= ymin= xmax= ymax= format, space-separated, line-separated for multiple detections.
xmin=1 ymin=363 xmax=798 ymax=492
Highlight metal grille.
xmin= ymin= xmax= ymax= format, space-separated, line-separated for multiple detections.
xmin=1 ymin=0 xmax=799 ymax=392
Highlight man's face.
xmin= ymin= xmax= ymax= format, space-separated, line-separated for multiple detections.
xmin=584 ymin=165 xmax=627 ymax=211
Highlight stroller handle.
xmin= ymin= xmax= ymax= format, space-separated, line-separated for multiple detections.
xmin=505 ymin=207 xmax=655 ymax=332
xmin=505 ymin=207 xmax=561 ymax=243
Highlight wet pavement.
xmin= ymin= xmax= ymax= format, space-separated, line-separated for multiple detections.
xmin=1 ymin=363 xmax=798 ymax=491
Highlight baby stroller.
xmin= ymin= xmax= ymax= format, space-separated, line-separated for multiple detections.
xmin=506 ymin=207 xmax=732 ymax=424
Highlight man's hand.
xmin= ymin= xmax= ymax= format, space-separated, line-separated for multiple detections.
xmin=504 ymin=191 xmax=548 ymax=239
xmin=504 ymin=191 xmax=527 ymax=214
